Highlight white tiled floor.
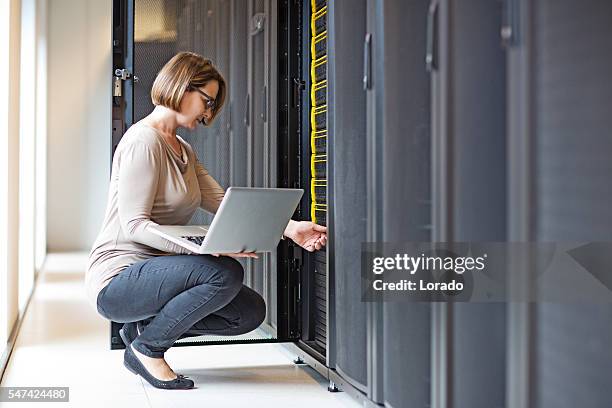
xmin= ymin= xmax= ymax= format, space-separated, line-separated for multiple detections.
xmin=0 ymin=253 xmax=359 ymax=408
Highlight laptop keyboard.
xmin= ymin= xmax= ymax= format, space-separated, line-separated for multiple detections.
xmin=181 ymin=236 xmax=205 ymax=245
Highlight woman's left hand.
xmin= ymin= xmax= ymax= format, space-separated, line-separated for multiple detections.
xmin=284 ymin=220 xmax=327 ymax=252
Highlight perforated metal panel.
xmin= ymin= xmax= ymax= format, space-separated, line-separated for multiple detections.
xmin=534 ymin=1 xmax=612 ymax=241
xmin=532 ymin=2 xmax=612 ymax=407
xmin=328 ymin=0 xmax=368 ymax=391
xmin=133 ymin=0 xmax=233 ymax=229
xmin=446 ymin=1 xmax=507 ymax=407
xmin=379 ymin=0 xmax=432 ymax=406
xmin=383 ymin=304 xmax=431 ymax=408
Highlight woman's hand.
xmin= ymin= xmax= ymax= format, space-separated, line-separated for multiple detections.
xmin=284 ymin=220 xmax=327 ymax=252
xmin=211 ymin=252 xmax=259 ymax=259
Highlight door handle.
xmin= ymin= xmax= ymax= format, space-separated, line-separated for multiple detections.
xmin=261 ymin=86 xmax=267 ymax=122
xmin=363 ymin=33 xmax=372 ymax=90
xmin=426 ymin=1 xmax=439 ymax=72
xmin=501 ymin=0 xmax=518 ymax=48
xmin=244 ymin=93 xmax=250 ymax=126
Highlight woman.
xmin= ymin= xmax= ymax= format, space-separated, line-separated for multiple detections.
xmin=86 ymin=52 xmax=327 ymax=390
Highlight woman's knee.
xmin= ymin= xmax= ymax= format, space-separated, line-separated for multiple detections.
xmin=187 ymin=255 xmax=244 ymax=288
xmin=216 ymin=256 xmax=244 ymax=292
xmin=241 ymin=290 xmax=266 ymax=332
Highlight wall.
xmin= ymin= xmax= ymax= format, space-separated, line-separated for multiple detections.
xmin=19 ymin=0 xmax=37 ymax=311
xmin=47 ymin=0 xmax=111 ymax=251
xmin=1 ymin=0 xmax=22 ymax=348
xmin=35 ymin=0 xmax=48 ymax=270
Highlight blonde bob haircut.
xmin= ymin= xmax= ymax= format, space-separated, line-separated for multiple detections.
xmin=151 ymin=51 xmax=226 ymax=125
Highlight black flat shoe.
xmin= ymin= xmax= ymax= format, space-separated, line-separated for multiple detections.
xmin=124 ymin=344 xmax=194 ymax=390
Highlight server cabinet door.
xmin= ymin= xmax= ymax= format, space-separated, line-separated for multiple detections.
xmin=327 ymin=0 xmax=368 ymax=394
xmin=109 ymin=0 xmax=300 ymax=349
xmin=508 ymin=1 xmax=612 ymax=407
xmin=429 ymin=0 xmax=508 ymax=407
xmin=373 ymin=0 xmax=433 ymax=407
xmin=430 ymin=1 xmax=508 ymax=408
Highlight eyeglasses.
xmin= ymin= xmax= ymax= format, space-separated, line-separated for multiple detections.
xmin=189 ymin=86 xmax=217 ymax=112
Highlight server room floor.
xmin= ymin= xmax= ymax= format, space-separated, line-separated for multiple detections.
xmin=0 ymin=253 xmax=358 ymax=408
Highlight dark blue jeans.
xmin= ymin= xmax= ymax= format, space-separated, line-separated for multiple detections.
xmin=96 ymin=254 xmax=266 ymax=358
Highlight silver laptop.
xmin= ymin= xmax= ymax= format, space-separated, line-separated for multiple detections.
xmin=149 ymin=187 xmax=304 ymax=254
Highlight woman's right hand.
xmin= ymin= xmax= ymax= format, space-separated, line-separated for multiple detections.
xmin=211 ymin=252 xmax=259 ymax=259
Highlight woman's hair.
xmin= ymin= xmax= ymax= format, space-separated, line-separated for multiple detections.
xmin=151 ymin=51 xmax=226 ymax=125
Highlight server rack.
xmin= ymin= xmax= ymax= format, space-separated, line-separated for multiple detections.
xmin=507 ymin=1 xmax=612 ymax=408
xmin=305 ymin=0 xmax=329 ymax=357
xmin=325 ymin=0 xmax=367 ymax=395
xmin=109 ymin=1 xmax=612 ymax=407
xmin=429 ymin=1 xmax=508 ymax=407
xmin=366 ymin=1 xmax=433 ymax=407
xmin=110 ymin=2 xmax=438 ymax=407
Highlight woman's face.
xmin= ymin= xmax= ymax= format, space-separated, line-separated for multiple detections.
xmin=177 ymin=79 xmax=219 ymax=129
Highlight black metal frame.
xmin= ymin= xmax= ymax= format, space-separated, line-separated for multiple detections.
xmin=109 ymin=0 xmax=304 ymax=350
xmin=276 ymin=0 xmax=303 ymax=342
xmin=111 ymin=0 xmax=134 ymax=161
xmin=294 ymin=0 xmax=328 ymax=363
xmin=295 ymin=0 xmax=318 ymax=360
xmin=109 ymin=0 xmax=134 ymax=349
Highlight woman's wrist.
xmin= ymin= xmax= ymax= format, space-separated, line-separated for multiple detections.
xmin=283 ymin=219 xmax=297 ymax=240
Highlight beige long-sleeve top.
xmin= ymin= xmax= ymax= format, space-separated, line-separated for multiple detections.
xmin=85 ymin=122 xmax=225 ymax=312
